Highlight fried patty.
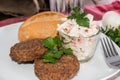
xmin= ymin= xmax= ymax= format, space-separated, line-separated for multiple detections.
xmin=34 ymin=55 xmax=80 ymax=80
xmin=10 ymin=39 xmax=47 ymax=63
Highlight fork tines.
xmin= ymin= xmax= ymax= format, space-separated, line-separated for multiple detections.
xmin=101 ymin=36 xmax=120 ymax=68
xmin=101 ymin=37 xmax=119 ymax=57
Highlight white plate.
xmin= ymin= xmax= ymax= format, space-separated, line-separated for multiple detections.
xmin=0 ymin=22 xmax=119 ymax=80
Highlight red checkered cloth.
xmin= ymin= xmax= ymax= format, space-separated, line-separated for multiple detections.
xmin=84 ymin=0 xmax=120 ymax=20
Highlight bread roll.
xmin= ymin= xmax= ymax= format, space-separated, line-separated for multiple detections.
xmin=18 ymin=11 xmax=66 ymax=41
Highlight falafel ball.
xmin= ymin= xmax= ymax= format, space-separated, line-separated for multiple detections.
xmin=10 ymin=39 xmax=47 ymax=63
xmin=34 ymin=55 xmax=80 ymax=80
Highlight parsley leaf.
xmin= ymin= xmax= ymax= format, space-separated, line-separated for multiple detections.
xmin=53 ymin=36 xmax=62 ymax=47
xmin=76 ymin=17 xmax=89 ymax=27
xmin=42 ymin=36 xmax=73 ymax=64
xmin=53 ymin=51 xmax=63 ymax=59
xmin=67 ymin=7 xmax=90 ymax=27
xmin=42 ymin=37 xmax=56 ymax=50
xmin=63 ymin=48 xmax=73 ymax=55
xmin=100 ymin=25 xmax=120 ymax=47
xmin=43 ymin=58 xmax=57 ymax=64
xmin=43 ymin=51 xmax=53 ymax=59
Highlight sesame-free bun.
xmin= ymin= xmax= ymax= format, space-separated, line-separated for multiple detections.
xmin=18 ymin=11 xmax=66 ymax=41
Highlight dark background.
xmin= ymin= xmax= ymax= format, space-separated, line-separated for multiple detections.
xmin=0 ymin=0 xmax=50 ymax=20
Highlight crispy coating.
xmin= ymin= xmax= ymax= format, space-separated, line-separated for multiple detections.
xmin=34 ymin=55 xmax=80 ymax=80
xmin=10 ymin=39 xmax=47 ymax=63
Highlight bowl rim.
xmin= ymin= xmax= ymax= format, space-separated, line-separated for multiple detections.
xmin=58 ymin=27 xmax=100 ymax=38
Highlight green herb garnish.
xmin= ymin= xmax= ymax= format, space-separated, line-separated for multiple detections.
xmin=67 ymin=7 xmax=90 ymax=27
xmin=42 ymin=36 xmax=73 ymax=64
xmin=100 ymin=25 xmax=120 ymax=47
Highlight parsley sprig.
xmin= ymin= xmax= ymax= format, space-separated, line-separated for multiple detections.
xmin=42 ymin=36 xmax=73 ymax=64
xmin=67 ymin=7 xmax=90 ymax=27
xmin=100 ymin=25 xmax=120 ymax=47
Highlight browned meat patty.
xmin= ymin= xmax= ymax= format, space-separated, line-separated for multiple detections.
xmin=10 ymin=39 xmax=47 ymax=63
xmin=34 ymin=55 xmax=80 ymax=80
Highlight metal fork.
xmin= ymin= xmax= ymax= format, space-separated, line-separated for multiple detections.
xmin=100 ymin=36 xmax=120 ymax=69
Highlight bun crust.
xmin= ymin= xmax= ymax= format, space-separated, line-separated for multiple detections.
xmin=18 ymin=11 xmax=66 ymax=41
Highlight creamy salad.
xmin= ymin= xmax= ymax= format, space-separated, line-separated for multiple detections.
xmin=57 ymin=14 xmax=99 ymax=61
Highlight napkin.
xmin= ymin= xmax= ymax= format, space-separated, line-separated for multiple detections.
xmin=84 ymin=0 xmax=120 ymax=20
xmin=0 ymin=16 xmax=29 ymax=27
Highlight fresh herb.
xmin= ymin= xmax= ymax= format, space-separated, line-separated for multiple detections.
xmin=100 ymin=25 xmax=120 ymax=47
xmin=42 ymin=36 xmax=73 ymax=64
xmin=67 ymin=7 xmax=90 ymax=27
